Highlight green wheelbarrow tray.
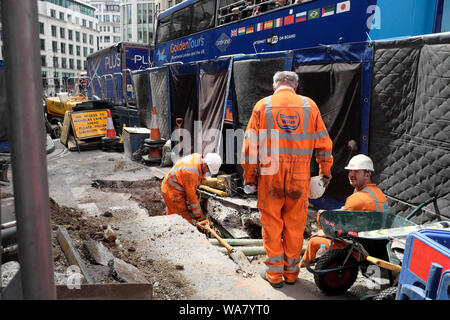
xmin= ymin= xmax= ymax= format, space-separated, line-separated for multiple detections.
xmin=306 ymin=210 xmax=450 ymax=275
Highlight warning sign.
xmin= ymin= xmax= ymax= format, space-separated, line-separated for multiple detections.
xmin=71 ymin=110 xmax=108 ymax=140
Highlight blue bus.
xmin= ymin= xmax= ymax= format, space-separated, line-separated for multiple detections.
xmin=153 ymin=0 xmax=450 ymax=66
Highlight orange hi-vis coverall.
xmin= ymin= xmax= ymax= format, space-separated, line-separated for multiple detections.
xmin=242 ymin=87 xmax=333 ymax=284
xmin=301 ymin=184 xmax=389 ymax=265
xmin=161 ymin=153 xmax=206 ymax=224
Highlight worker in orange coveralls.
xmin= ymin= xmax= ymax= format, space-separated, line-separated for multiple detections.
xmin=300 ymin=154 xmax=390 ymax=266
xmin=241 ymin=71 xmax=333 ymax=288
xmin=161 ymin=153 xmax=222 ymax=225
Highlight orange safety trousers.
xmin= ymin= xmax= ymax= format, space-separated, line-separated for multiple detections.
xmin=160 ymin=153 xmax=205 ymax=224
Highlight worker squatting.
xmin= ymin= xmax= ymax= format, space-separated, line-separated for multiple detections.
xmin=178 ymin=304 xmax=270 ymax=316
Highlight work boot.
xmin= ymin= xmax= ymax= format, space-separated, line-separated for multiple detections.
xmin=259 ymin=267 xmax=283 ymax=288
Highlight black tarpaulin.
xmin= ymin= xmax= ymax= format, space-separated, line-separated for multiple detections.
xmin=233 ymin=58 xmax=286 ymax=130
xmin=294 ymin=63 xmax=362 ymax=201
xmin=149 ymin=68 xmax=170 ymax=140
xmin=132 ymin=71 xmax=151 ymax=128
xmin=198 ymin=59 xmax=231 ymax=155
xmin=169 ymin=64 xmax=198 ymax=155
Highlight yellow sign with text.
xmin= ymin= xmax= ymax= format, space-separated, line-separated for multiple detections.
xmin=71 ymin=110 xmax=108 ymax=140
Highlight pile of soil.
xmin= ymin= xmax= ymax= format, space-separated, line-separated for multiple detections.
xmin=91 ymin=178 xmax=166 ymax=217
xmin=49 ymin=197 xmax=194 ymax=300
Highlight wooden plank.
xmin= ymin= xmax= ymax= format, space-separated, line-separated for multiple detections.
xmin=56 ymin=283 xmax=152 ymax=300
xmin=56 ymin=226 xmax=94 ymax=284
xmin=59 ymin=111 xmax=72 ymax=146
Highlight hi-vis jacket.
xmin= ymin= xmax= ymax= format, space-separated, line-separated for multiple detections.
xmin=342 ymin=184 xmax=389 ymax=212
xmin=161 ymin=153 xmax=205 ymax=222
xmin=242 ymin=88 xmax=333 ymax=183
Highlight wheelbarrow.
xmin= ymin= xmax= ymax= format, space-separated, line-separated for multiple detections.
xmin=305 ymin=197 xmax=450 ymax=297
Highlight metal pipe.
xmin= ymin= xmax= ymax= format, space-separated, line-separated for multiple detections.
xmin=209 ymin=238 xmax=263 ymax=246
xmin=1 ymin=0 xmax=56 ymax=299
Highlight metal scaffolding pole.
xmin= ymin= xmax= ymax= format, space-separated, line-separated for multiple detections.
xmin=1 ymin=0 xmax=56 ymax=299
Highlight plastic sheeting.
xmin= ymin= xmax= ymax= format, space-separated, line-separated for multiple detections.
xmin=232 ymin=58 xmax=285 ymax=130
xmin=169 ymin=64 xmax=198 ymax=155
xmin=370 ymin=34 xmax=450 ymax=222
xmin=294 ymin=63 xmax=363 ymax=201
xmin=149 ymin=69 xmax=170 ymax=140
xmin=132 ymin=71 xmax=151 ymax=128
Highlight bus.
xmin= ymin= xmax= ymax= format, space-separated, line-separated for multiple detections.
xmin=153 ymin=0 xmax=450 ymax=66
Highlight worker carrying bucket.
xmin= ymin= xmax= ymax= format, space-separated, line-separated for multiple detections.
xmin=161 ymin=152 xmax=222 ymax=226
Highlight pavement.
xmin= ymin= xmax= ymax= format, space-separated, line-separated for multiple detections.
xmin=1 ymin=139 xmax=381 ymax=300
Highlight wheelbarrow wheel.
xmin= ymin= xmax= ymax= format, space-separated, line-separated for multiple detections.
xmin=373 ymin=286 xmax=397 ymax=300
xmin=314 ymin=249 xmax=358 ymax=295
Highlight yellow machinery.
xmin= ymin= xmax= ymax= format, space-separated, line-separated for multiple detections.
xmin=45 ymin=94 xmax=87 ymax=118
xmin=199 ymin=174 xmax=239 ymax=197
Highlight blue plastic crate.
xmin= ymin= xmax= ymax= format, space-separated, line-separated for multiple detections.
xmin=397 ymin=229 xmax=450 ymax=300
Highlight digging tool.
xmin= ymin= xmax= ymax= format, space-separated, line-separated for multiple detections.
xmin=198 ymin=220 xmax=254 ymax=274
xmin=176 ymin=117 xmax=183 ymax=153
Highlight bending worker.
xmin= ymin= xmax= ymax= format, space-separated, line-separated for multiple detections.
xmin=242 ymin=71 xmax=333 ymax=288
xmin=161 ymin=152 xmax=222 ymax=225
xmin=300 ymin=154 xmax=390 ymax=266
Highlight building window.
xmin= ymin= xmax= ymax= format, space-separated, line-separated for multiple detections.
xmin=53 ymin=56 xmax=58 ymax=68
xmin=69 ymin=59 xmax=74 ymax=69
xmin=69 ymin=44 xmax=73 ymax=55
xmin=83 ymin=47 xmax=87 ymax=57
xmin=82 ymin=19 xmax=87 ymax=27
xmin=104 ymin=15 xmax=110 ymax=22
xmin=61 ymin=57 xmax=67 ymax=69
xmin=68 ymin=30 xmax=73 ymax=41
xmin=60 ymin=43 xmax=66 ymax=54
xmin=113 ymin=15 xmax=120 ymax=23
xmin=41 ymin=55 xmax=46 ymax=67
xmin=89 ymin=21 xmax=93 ymax=29
xmin=76 ymin=31 xmax=80 ymax=42
xmin=113 ymin=27 xmax=120 ymax=33
xmin=67 ymin=14 xmax=72 ymax=23
xmin=113 ymin=36 xmax=120 ymax=43
xmin=52 ymin=41 xmax=58 ymax=53
xmin=51 ymin=25 xmax=57 ymax=37
xmin=41 ymin=39 xmax=45 ymax=51
xmin=59 ymin=12 xmax=64 ymax=21
xmin=104 ymin=36 xmax=110 ymax=43
xmin=60 ymin=27 xmax=65 ymax=39
xmin=77 ymin=60 xmax=81 ymax=70
xmin=40 ymin=22 xmax=45 ymax=34
xmin=82 ymin=33 xmax=87 ymax=43
xmin=76 ymin=46 xmax=81 ymax=56
xmin=50 ymin=9 xmax=56 ymax=18
xmin=89 ymin=34 xmax=93 ymax=45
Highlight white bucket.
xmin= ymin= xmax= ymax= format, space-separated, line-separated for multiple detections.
xmin=57 ymin=92 xmax=69 ymax=103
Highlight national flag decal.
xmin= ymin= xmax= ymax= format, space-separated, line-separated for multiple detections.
xmin=264 ymin=20 xmax=273 ymax=29
xmin=230 ymin=29 xmax=237 ymax=37
xmin=295 ymin=11 xmax=306 ymax=23
xmin=336 ymin=1 xmax=351 ymax=14
xmin=256 ymin=22 xmax=263 ymax=31
xmin=246 ymin=26 xmax=254 ymax=34
xmin=238 ymin=27 xmax=246 ymax=35
xmin=284 ymin=15 xmax=294 ymax=25
xmin=308 ymin=8 xmax=320 ymax=20
xmin=274 ymin=17 xmax=283 ymax=28
xmin=321 ymin=5 xmax=335 ymax=17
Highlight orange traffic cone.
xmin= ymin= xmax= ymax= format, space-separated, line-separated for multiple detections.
xmin=142 ymin=107 xmax=165 ymax=165
xmin=105 ymin=109 xmax=116 ymax=138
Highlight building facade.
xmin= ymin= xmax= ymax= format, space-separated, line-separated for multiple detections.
xmin=87 ymin=0 xmax=122 ymax=50
xmin=154 ymin=0 xmax=183 ymax=16
xmin=120 ymin=0 xmax=155 ymax=45
xmin=38 ymin=0 xmax=99 ymax=95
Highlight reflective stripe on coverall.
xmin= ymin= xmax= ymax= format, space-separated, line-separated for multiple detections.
xmin=301 ymin=184 xmax=389 ymax=265
xmin=242 ymin=87 xmax=333 ymax=284
xmin=161 ymin=153 xmax=205 ymax=224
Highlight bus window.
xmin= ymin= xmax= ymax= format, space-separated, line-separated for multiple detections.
xmin=156 ymin=16 xmax=172 ymax=44
xmin=192 ymin=0 xmax=215 ymax=33
xmin=442 ymin=0 xmax=450 ymax=32
xmin=172 ymin=6 xmax=192 ymax=39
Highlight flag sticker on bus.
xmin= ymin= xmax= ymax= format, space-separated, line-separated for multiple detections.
xmin=238 ymin=27 xmax=246 ymax=35
xmin=230 ymin=29 xmax=237 ymax=37
xmin=256 ymin=22 xmax=263 ymax=32
xmin=337 ymin=1 xmax=351 ymax=14
xmin=308 ymin=9 xmax=320 ymax=20
xmin=284 ymin=15 xmax=294 ymax=25
xmin=246 ymin=26 xmax=254 ymax=34
xmin=296 ymin=12 xmax=307 ymax=23
xmin=274 ymin=18 xmax=283 ymax=28
xmin=264 ymin=20 xmax=273 ymax=29
xmin=322 ymin=5 xmax=335 ymax=17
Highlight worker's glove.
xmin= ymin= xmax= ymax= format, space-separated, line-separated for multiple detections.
xmin=243 ymin=184 xmax=257 ymax=194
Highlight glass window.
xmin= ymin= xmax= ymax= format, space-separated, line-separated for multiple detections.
xmin=68 ymin=30 xmax=73 ymax=40
xmin=60 ymin=27 xmax=65 ymax=39
xmin=41 ymin=55 xmax=46 ymax=67
xmin=53 ymin=56 xmax=58 ymax=68
xmin=82 ymin=19 xmax=87 ymax=27
xmin=172 ymin=6 xmax=191 ymax=39
xmin=69 ymin=58 xmax=74 ymax=69
xmin=89 ymin=34 xmax=93 ymax=45
xmin=89 ymin=21 xmax=93 ymax=29
xmin=76 ymin=45 xmax=81 ymax=56
xmin=77 ymin=60 xmax=82 ymax=70
xmin=51 ymin=25 xmax=57 ymax=37
xmin=50 ymin=9 xmax=56 ymax=18
xmin=104 ymin=14 xmax=110 ymax=22
xmin=59 ymin=12 xmax=64 ymax=20
xmin=52 ymin=41 xmax=58 ymax=52
xmin=60 ymin=42 xmax=66 ymax=54
xmin=40 ymin=22 xmax=45 ymax=34
xmin=192 ymin=0 xmax=215 ymax=33
xmin=62 ymin=57 xmax=67 ymax=69
xmin=76 ymin=31 xmax=80 ymax=42
xmin=83 ymin=47 xmax=87 ymax=57
xmin=82 ymin=33 xmax=87 ymax=43
xmin=69 ymin=44 xmax=73 ymax=55
xmin=156 ymin=16 xmax=171 ymax=44
xmin=113 ymin=15 xmax=120 ymax=23
xmin=41 ymin=39 xmax=45 ymax=51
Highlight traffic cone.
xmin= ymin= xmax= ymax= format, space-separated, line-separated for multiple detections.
xmin=105 ymin=109 xmax=116 ymax=138
xmin=142 ymin=107 xmax=165 ymax=165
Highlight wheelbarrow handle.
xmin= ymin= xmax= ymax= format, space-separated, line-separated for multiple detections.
xmin=305 ymin=257 xmax=364 ymax=274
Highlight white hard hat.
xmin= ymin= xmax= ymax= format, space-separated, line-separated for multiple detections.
xmin=204 ymin=153 xmax=222 ymax=175
xmin=344 ymin=154 xmax=374 ymax=172
xmin=309 ymin=176 xmax=325 ymax=199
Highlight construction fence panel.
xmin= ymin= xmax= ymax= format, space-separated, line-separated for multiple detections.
xmin=131 ymin=70 xmax=152 ymax=129
xmin=149 ymin=67 xmax=171 ymax=141
xmin=370 ymin=34 xmax=450 ymax=222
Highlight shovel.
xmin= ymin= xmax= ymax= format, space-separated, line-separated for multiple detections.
xmin=198 ymin=220 xmax=254 ymax=275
